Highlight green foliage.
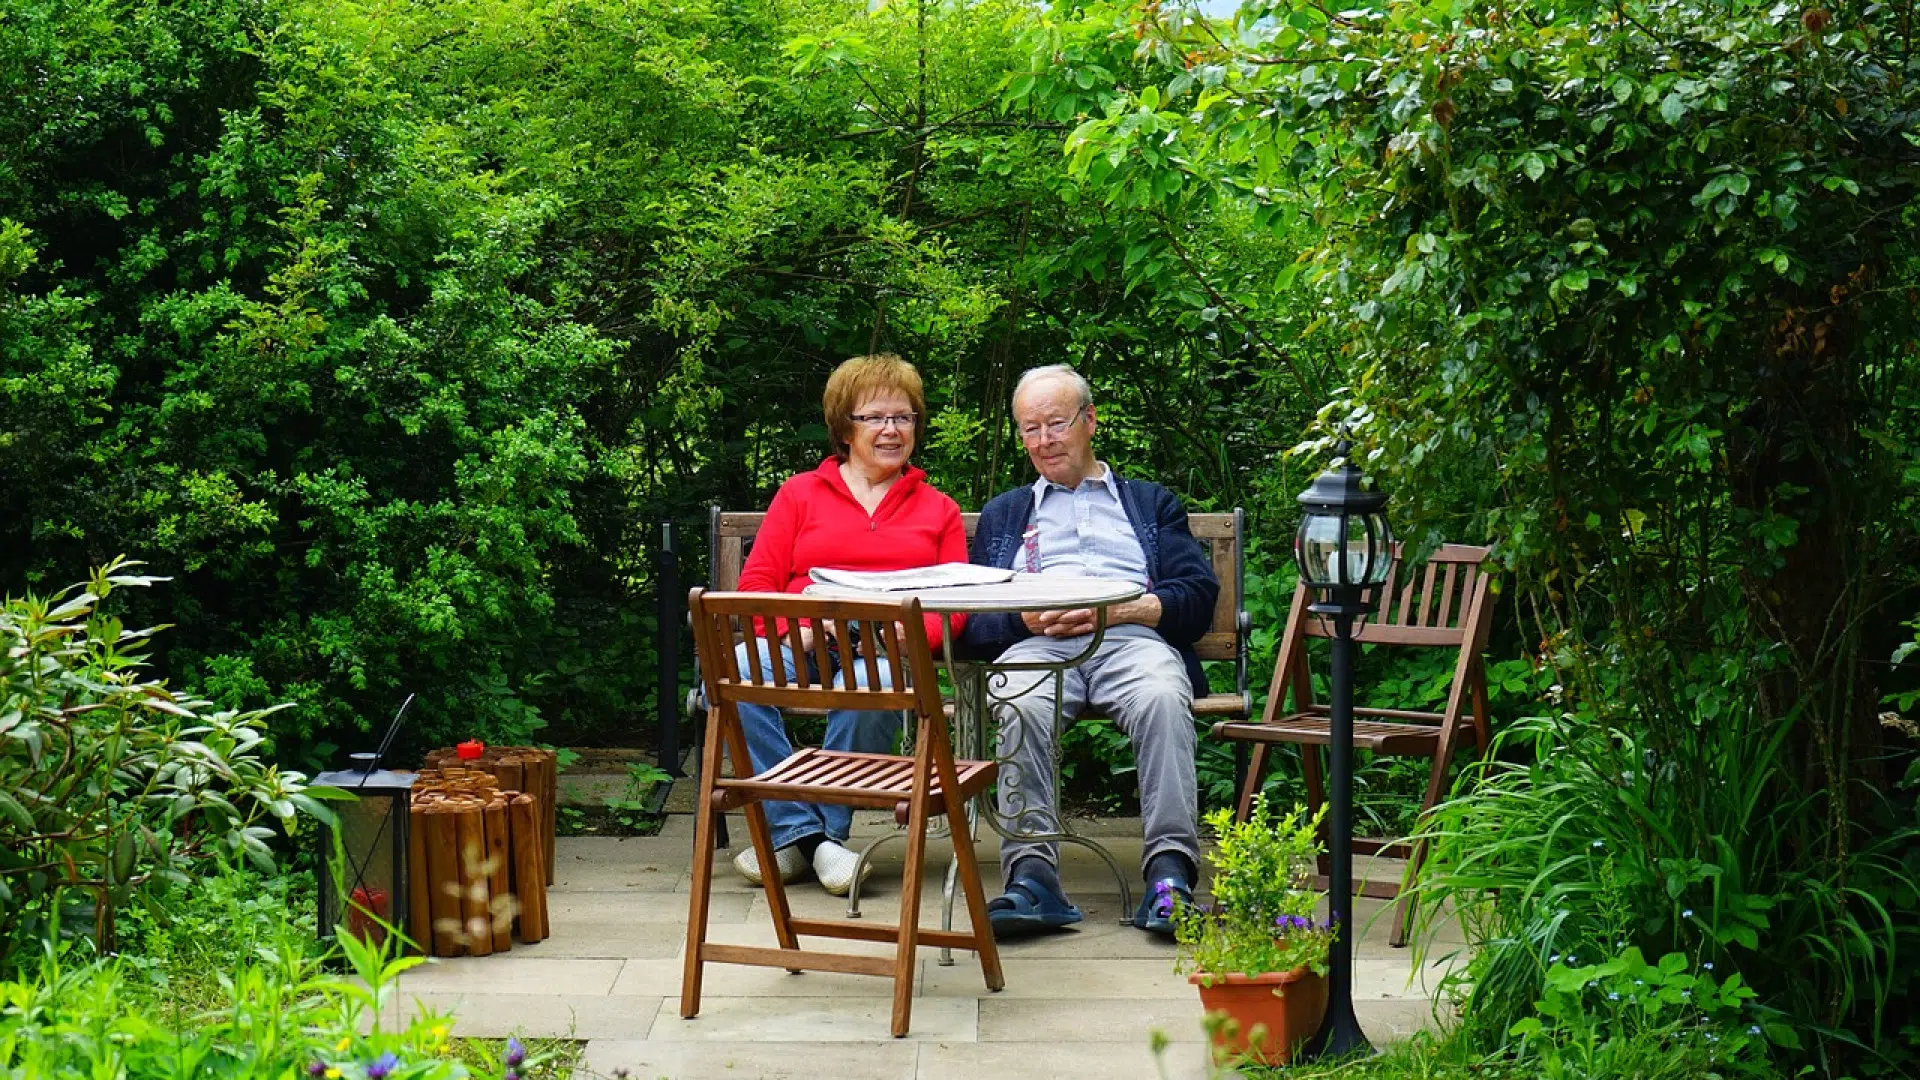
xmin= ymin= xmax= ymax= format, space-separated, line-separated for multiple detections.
xmin=0 ymin=922 xmax=553 ymax=1080
xmin=3 ymin=0 xmax=1340 ymax=763
xmin=1175 ymin=796 xmax=1331 ymax=978
xmin=556 ymin=761 xmax=668 ymax=837
xmin=116 ymin=865 xmax=320 ymax=1018
xmin=2 ymin=0 xmax=635 ymax=757
xmin=1412 ymin=706 xmax=1918 ymax=1068
xmin=1049 ymin=0 xmax=1920 ymax=1066
xmin=0 ymin=561 xmax=317 ymax=963
xmin=1508 ymin=947 xmax=1779 ymax=1080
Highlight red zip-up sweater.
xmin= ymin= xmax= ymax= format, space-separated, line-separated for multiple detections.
xmin=737 ymin=457 xmax=967 ymax=649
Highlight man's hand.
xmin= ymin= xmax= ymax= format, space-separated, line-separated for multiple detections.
xmin=1023 ymin=607 xmax=1098 ymax=638
xmin=1019 ymin=594 xmax=1163 ymax=638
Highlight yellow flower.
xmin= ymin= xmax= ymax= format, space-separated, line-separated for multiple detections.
xmin=324 ymin=1070 xmax=341 ymax=1080
xmin=335 ymin=1037 xmax=351 ymax=1052
xmin=431 ymin=1022 xmax=451 ymax=1044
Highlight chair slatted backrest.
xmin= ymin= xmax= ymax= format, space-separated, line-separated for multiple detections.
xmin=687 ymin=590 xmax=945 ymax=722
xmin=707 ymin=506 xmax=1244 ymax=661
xmin=1264 ymin=543 xmax=1495 ymax=731
xmin=1297 ymin=543 xmax=1494 ymax=649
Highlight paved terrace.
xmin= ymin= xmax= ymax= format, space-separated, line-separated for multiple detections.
xmin=385 ymin=812 xmax=1465 ymax=1079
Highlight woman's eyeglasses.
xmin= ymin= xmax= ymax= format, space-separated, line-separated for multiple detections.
xmin=850 ymin=413 xmax=918 ymax=430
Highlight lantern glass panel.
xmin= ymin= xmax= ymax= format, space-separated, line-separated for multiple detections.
xmin=1358 ymin=510 xmax=1394 ymax=586
xmin=1297 ymin=509 xmax=1394 ymax=588
xmin=315 ymin=768 xmax=413 ymax=950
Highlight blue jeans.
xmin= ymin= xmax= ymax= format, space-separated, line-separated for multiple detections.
xmin=732 ymin=640 xmax=901 ymax=851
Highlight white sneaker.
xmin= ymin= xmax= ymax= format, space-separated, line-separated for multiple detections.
xmin=733 ymin=843 xmax=809 ymax=886
xmin=811 ymin=839 xmax=873 ymax=897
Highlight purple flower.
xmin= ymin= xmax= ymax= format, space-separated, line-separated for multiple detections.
xmin=506 ymin=1073 xmax=521 ymax=1080
xmin=506 ymin=1038 xmax=526 ymax=1069
xmin=306 ymin=1064 xmax=326 ymax=1079
xmin=366 ymin=1052 xmax=400 ymax=1080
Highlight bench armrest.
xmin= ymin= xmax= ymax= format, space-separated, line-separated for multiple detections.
xmin=1235 ymin=610 xmax=1252 ymax=713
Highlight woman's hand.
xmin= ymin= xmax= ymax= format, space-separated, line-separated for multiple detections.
xmin=796 ymin=619 xmax=842 ymax=654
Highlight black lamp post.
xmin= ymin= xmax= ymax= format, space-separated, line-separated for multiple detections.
xmin=1293 ymin=440 xmax=1393 ymax=1061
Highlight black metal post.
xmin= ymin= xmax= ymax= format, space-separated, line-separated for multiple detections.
xmin=656 ymin=521 xmax=684 ymax=777
xmin=1303 ymin=590 xmax=1373 ymax=1061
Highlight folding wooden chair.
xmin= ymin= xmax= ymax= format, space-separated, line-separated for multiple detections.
xmin=682 ymin=589 xmax=1004 ymax=1038
xmin=1212 ymin=544 xmax=1495 ymax=947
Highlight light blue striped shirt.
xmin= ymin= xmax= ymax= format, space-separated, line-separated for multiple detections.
xmin=1024 ymin=464 xmax=1149 ymax=587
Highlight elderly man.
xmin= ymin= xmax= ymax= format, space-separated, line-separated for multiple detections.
xmin=962 ymin=364 xmax=1219 ymax=938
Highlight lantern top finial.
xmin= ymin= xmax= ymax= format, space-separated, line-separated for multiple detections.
xmin=1297 ymin=440 xmax=1388 ymax=515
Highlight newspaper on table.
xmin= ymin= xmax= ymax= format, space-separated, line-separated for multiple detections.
xmin=809 ymin=562 xmax=1014 ymax=591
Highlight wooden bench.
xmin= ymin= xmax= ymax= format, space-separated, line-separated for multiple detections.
xmin=688 ymin=505 xmax=1251 ymax=844
xmin=704 ymin=505 xmax=1250 ymax=714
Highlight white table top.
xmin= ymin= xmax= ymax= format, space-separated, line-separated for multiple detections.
xmin=804 ymin=573 xmax=1143 ymax=614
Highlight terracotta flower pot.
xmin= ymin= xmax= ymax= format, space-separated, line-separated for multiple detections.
xmin=1189 ymin=967 xmax=1328 ymax=1066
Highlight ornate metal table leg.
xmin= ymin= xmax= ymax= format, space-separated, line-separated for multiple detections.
xmin=937 ymin=608 xmax=1138 ymax=954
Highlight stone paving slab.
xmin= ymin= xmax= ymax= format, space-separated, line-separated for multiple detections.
xmin=547 ymin=891 xmax=751 ymax=926
xmin=612 ymin=957 xmax=917 ymax=998
xmin=977 ymin=997 xmax=1207 ymax=1043
xmin=582 ymin=1039 xmax=920 ymax=1080
xmin=397 ymin=956 xmax=625 ymax=996
xmin=395 ymin=991 xmax=657 ymax=1040
xmin=914 ymin=1040 xmax=1221 ymax=1080
xmin=552 ymin=836 xmax=709 ymax=893
xmin=645 ymin=996 xmax=977 ymax=1043
xmin=923 ymin=957 xmax=1189 ymax=1000
xmin=507 ymin=921 xmax=687 ymax=961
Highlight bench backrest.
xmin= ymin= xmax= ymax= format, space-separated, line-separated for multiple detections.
xmin=707 ymin=506 xmax=1246 ymax=662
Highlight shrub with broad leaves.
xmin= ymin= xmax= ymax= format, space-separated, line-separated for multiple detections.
xmin=0 ymin=560 xmax=322 ymax=961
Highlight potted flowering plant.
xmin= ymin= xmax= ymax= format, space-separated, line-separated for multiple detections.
xmin=1175 ymin=795 xmax=1334 ymax=1066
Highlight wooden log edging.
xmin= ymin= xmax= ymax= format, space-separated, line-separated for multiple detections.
xmin=405 ymin=751 xmax=558 ymax=956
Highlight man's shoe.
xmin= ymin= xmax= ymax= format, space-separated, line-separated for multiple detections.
xmin=1134 ymin=878 xmax=1193 ymax=937
xmin=733 ymin=843 xmax=809 ymax=886
xmin=987 ymin=875 xmax=1084 ymax=939
xmin=811 ymin=839 xmax=873 ymax=896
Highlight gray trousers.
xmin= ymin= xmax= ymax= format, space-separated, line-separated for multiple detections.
xmin=988 ymin=626 xmax=1200 ymax=882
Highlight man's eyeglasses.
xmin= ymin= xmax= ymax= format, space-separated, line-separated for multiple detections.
xmin=1019 ymin=409 xmax=1087 ymax=444
xmin=850 ymin=413 xmax=918 ymax=430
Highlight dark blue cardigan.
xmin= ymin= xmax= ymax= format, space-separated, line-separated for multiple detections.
xmin=960 ymin=475 xmax=1220 ymax=694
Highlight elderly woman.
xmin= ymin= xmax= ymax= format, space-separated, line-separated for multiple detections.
xmin=731 ymin=353 xmax=967 ymax=895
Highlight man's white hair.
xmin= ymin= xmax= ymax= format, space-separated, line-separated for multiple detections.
xmin=1013 ymin=364 xmax=1092 ymax=412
